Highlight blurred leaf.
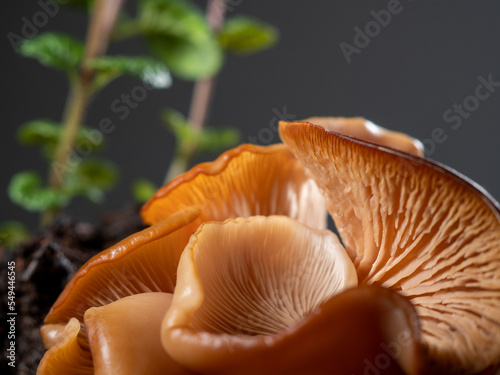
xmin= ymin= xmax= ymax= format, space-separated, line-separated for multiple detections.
xmin=19 ymin=33 xmax=84 ymax=73
xmin=65 ymin=159 xmax=118 ymax=203
xmin=198 ymin=126 xmax=241 ymax=153
xmin=74 ymin=159 xmax=117 ymax=189
xmin=88 ymin=55 xmax=172 ymax=89
xmin=132 ymin=179 xmax=158 ymax=203
xmin=0 ymin=221 xmax=30 ymax=250
xmin=8 ymin=171 xmax=69 ymax=212
xmin=219 ymin=17 xmax=279 ymax=55
xmin=18 ymin=120 xmax=105 ymax=159
xmin=162 ymin=108 xmax=240 ymax=154
xmin=134 ymin=0 xmax=223 ymax=79
xmin=18 ymin=119 xmax=61 ymax=146
xmin=162 ymin=108 xmax=195 ymax=141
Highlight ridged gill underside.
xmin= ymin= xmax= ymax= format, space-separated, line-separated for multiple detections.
xmin=279 ymin=119 xmax=500 ymax=373
xmin=141 ymin=144 xmax=326 ymax=230
xmin=187 ymin=216 xmax=357 ymax=335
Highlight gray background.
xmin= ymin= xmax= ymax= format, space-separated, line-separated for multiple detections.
xmin=2 ymin=0 xmax=500 ymax=231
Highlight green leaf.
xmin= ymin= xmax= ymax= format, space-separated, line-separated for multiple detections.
xmin=0 ymin=221 xmax=30 ymax=250
xmin=132 ymin=179 xmax=158 ymax=203
xmin=197 ymin=126 xmax=241 ymax=153
xmin=74 ymin=159 xmax=117 ymax=190
xmin=65 ymin=159 xmax=118 ymax=203
xmin=8 ymin=171 xmax=69 ymax=212
xmin=19 ymin=33 xmax=84 ymax=73
xmin=162 ymin=108 xmax=196 ymax=141
xmin=18 ymin=119 xmax=61 ymax=146
xmin=88 ymin=56 xmax=172 ymax=89
xmin=135 ymin=0 xmax=223 ymax=80
xmin=219 ymin=17 xmax=279 ymax=55
xmin=162 ymin=108 xmax=240 ymax=153
xmin=18 ymin=120 xmax=105 ymax=159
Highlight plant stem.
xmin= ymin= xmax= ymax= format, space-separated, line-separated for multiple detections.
xmin=48 ymin=81 xmax=88 ymax=190
xmin=43 ymin=0 xmax=124 ymax=226
xmin=189 ymin=0 xmax=227 ymax=129
xmin=164 ymin=145 xmax=191 ymax=185
xmin=164 ymin=0 xmax=227 ymax=184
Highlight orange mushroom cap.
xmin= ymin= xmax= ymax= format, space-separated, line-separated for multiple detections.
xmin=141 ymin=143 xmax=326 ymax=230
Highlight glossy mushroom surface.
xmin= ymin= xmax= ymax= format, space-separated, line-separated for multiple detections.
xmin=38 ymin=318 xmax=93 ymax=374
xmin=84 ymin=293 xmax=193 ymax=375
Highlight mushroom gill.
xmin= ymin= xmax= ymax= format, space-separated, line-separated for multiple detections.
xmin=179 ymin=216 xmax=356 ymax=335
xmin=141 ymin=143 xmax=326 ymax=230
xmin=279 ymin=118 xmax=500 ymax=373
xmin=161 ymin=216 xmax=423 ymax=374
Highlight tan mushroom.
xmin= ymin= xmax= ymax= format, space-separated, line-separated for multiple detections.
xmin=161 ymin=215 xmax=424 ymax=375
xmin=279 ymin=117 xmax=500 ymax=373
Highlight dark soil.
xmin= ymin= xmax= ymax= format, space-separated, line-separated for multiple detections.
xmin=0 ymin=205 xmax=145 ymax=375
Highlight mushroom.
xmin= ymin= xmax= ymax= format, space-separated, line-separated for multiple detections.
xmin=161 ymin=216 xmax=422 ymax=375
xmin=38 ymin=117 xmax=499 ymax=374
xmin=279 ymin=117 xmax=500 ymax=373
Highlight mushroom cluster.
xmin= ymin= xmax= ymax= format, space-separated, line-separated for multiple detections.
xmin=37 ymin=117 xmax=500 ymax=375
